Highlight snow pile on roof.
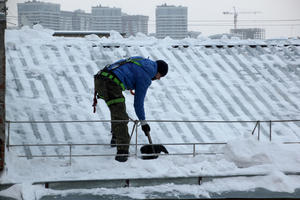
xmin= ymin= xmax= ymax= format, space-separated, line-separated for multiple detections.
xmin=223 ymin=137 xmax=300 ymax=169
xmin=2 ymin=25 xmax=300 ymax=198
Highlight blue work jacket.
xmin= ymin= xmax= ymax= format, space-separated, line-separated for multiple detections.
xmin=106 ymin=56 xmax=157 ymax=120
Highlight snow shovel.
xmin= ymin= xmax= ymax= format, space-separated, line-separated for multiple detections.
xmin=140 ymin=131 xmax=168 ymax=160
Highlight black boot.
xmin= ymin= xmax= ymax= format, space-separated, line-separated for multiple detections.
xmin=115 ymin=150 xmax=129 ymax=162
xmin=110 ymin=136 xmax=116 ymax=148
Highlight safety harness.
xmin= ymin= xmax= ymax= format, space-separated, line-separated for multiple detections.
xmin=93 ymin=58 xmax=142 ymax=113
xmin=99 ymin=71 xmax=126 ymax=91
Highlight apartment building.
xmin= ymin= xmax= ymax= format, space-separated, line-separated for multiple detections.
xmin=91 ymin=5 xmax=122 ymax=32
xmin=156 ymin=4 xmax=188 ymax=39
xmin=122 ymin=14 xmax=149 ymax=36
xmin=60 ymin=11 xmax=73 ymax=30
xmin=72 ymin=10 xmax=91 ymax=31
xmin=17 ymin=0 xmax=60 ymax=30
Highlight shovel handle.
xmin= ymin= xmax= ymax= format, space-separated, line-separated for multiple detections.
xmin=145 ymin=131 xmax=153 ymax=144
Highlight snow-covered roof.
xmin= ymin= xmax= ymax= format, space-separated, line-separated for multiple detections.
xmin=2 ymin=25 xmax=300 ymax=198
xmin=5 ymin=26 xmax=300 ymax=147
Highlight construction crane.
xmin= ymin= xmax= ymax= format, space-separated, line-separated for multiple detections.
xmin=223 ymin=7 xmax=260 ymax=30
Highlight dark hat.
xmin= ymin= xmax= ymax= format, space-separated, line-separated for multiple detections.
xmin=156 ymin=60 xmax=168 ymax=77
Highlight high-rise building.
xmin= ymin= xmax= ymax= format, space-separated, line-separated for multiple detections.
xmin=60 ymin=11 xmax=73 ymax=30
xmin=122 ymin=14 xmax=149 ymax=36
xmin=156 ymin=4 xmax=188 ymax=39
xmin=91 ymin=5 xmax=122 ymax=32
xmin=57 ymin=10 xmax=91 ymax=31
xmin=230 ymin=28 xmax=265 ymax=39
xmin=17 ymin=0 xmax=60 ymax=30
xmin=72 ymin=10 xmax=91 ymax=31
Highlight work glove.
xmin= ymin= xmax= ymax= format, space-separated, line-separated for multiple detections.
xmin=141 ymin=121 xmax=150 ymax=136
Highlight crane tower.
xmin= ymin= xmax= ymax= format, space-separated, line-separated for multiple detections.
xmin=223 ymin=7 xmax=260 ymax=30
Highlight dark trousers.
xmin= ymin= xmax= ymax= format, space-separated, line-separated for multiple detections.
xmin=94 ymin=75 xmax=130 ymax=151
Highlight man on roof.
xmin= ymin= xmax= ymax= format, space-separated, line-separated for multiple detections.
xmin=93 ymin=56 xmax=168 ymax=162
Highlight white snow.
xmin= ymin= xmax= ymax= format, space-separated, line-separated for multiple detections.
xmin=1 ymin=25 xmax=300 ymax=199
xmin=2 ymin=136 xmax=300 ymax=199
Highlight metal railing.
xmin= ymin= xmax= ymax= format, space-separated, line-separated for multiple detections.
xmin=5 ymin=119 xmax=300 ymax=165
xmin=249 ymin=119 xmax=300 ymax=141
xmin=7 ymin=142 xmax=227 ymax=165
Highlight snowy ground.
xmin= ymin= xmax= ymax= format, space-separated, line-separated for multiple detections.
xmin=1 ymin=25 xmax=300 ymax=199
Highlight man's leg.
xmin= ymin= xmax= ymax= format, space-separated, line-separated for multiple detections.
xmin=109 ymin=100 xmax=130 ymax=162
xmin=94 ymin=77 xmax=117 ymax=147
xmin=95 ymin=75 xmax=130 ymax=162
xmin=110 ymin=131 xmax=117 ymax=147
xmin=109 ymin=102 xmax=130 ymax=151
xmin=106 ymin=80 xmax=130 ymax=162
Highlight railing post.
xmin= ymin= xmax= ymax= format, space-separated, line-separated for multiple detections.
xmin=269 ymin=120 xmax=272 ymax=141
xmin=251 ymin=121 xmax=259 ymax=137
xmin=127 ymin=118 xmax=137 ymax=158
xmin=135 ymin=120 xmax=138 ymax=159
xmin=258 ymin=121 xmax=260 ymax=141
xmin=0 ymin=1 xmax=6 ymax=172
xmin=193 ymin=144 xmax=196 ymax=157
xmin=69 ymin=144 xmax=72 ymax=166
xmin=6 ymin=121 xmax=9 ymax=151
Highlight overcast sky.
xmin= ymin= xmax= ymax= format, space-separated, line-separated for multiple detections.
xmin=6 ymin=0 xmax=300 ymax=38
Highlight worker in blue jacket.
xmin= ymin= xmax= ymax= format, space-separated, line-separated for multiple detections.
xmin=93 ymin=56 xmax=168 ymax=162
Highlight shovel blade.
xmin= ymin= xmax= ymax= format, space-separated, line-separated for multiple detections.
xmin=140 ymin=144 xmax=168 ymax=160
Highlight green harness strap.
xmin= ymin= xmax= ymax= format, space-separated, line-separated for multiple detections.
xmin=129 ymin=59 xmax=142 ymax=66
xmin=110 ymin=58 xmax=142 ymax=70
xmin=98 ymin=58 xmax=143 ymax=106
xmin=100 ymin=71 xmax=126 ymax=91
xmin=106 ymin=97 xmax=125 ymax=106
